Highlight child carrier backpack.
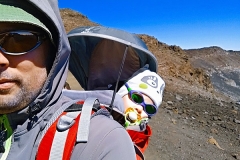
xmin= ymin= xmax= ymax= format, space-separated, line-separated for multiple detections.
xmin=36 ymin=90 xmax=145 ymax=160
xmin=37 ymin=26 xmax=159 ymax=160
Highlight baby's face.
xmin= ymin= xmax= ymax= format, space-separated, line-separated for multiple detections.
xmin=122 ymin=93 xmax=154 ymax=119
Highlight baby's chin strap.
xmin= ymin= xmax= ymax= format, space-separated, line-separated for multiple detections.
xmin=109 ymin=45 xmax=129 ymax=114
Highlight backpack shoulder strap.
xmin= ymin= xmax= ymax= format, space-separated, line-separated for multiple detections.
xmin=37 ymin=97 xmax=103 ymax=160
xmin=77 ymin=97 xmax=99 ymax=143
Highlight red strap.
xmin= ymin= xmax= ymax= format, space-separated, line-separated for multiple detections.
xmin=63 ymin=100 xmax=84 ymax=159
xmin=37 ymin=112 xmax=80 ymax=160
xmin=37 ymin=101 xmax=107 ymax=160
xmin=37 ymin=112 xmax=67 ymax=160
xmin=62 ymin=114 xmax=81 ymax=160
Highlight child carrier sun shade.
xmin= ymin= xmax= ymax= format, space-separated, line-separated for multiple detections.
xmin=67 ymin=26 xmax=158 ymax=91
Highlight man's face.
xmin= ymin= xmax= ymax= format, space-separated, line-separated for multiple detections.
xmin=0 ymin=22 xmax=51 ymax=114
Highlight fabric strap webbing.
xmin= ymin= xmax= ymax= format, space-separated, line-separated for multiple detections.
xmin=36 ymin=111 xmax=81 ymax=160
xmin=36 ymin=98 xmax=99 ymax=160
xmin=77 ymin=97 xmax=98 ymax=142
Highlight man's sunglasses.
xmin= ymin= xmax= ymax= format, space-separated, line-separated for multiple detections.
xmin=0 ymin=30 xmax=46 ymax=55
xmin=125 ymin=83 xmax=157 ymax=117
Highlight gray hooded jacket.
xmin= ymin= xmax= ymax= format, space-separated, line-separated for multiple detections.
xmin=0 ymin=0 xmax=136 ymax=159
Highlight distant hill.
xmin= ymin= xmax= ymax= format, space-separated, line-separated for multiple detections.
xmin=185 ymin=46 xmax=240 ymax=101
xmin=60 ymin=8 xmax=99 ymax=33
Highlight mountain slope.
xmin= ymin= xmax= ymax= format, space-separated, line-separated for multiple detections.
xmin=60 ymin=9 xmax=240 ymax=160
xmin=185 ymin=46 xmax=240 ymax=101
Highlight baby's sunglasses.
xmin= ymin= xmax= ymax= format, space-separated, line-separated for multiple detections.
xmin=125 ymin=83 xmax=157 ymax=117
xmin=0 ymin=30 xmax=46 ymax=55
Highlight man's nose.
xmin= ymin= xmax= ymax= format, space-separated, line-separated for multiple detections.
xmin=0 ymin=51 xmax=9 ymax=67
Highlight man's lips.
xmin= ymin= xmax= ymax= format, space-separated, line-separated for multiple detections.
xmin=0 ymin=79 xmax=15 ymax=90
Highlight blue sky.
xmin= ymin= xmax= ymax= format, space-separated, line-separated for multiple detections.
xmin=59 ymin=0 xmax=240 ymax=51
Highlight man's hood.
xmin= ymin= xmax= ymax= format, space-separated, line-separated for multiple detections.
xmin=20 ymin=0 xmax=71 ymax=114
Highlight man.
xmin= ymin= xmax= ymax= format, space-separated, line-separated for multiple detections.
xmin=0 ymin=0 xmax=136 ymax=159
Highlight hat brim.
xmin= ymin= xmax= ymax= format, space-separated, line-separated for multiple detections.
xmin=0 ymin=3 xmax=52 ymax=39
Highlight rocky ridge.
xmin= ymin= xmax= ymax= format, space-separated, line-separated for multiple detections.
xmin=185 ymin=47 xmax=240 ymax=101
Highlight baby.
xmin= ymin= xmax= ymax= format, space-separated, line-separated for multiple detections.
xmin=117 ymin=68 xmax=165 ymax=159
xmin=117 ymin=68 xmax=165 ymax=123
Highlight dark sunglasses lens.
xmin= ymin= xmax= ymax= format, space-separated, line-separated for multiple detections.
xmin=131 ymin=93 xmax=144 ymax=103
xmin=145 ymin=104 xmax=157 ymax=114
xmin=0 ymin=31 xmax=38 ymax=53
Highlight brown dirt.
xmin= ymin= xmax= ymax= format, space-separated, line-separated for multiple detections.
xmin=146 ymin=91 xmax=240 ymax=160
xmin=61 ymin=9 xmax=240 ymax=160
